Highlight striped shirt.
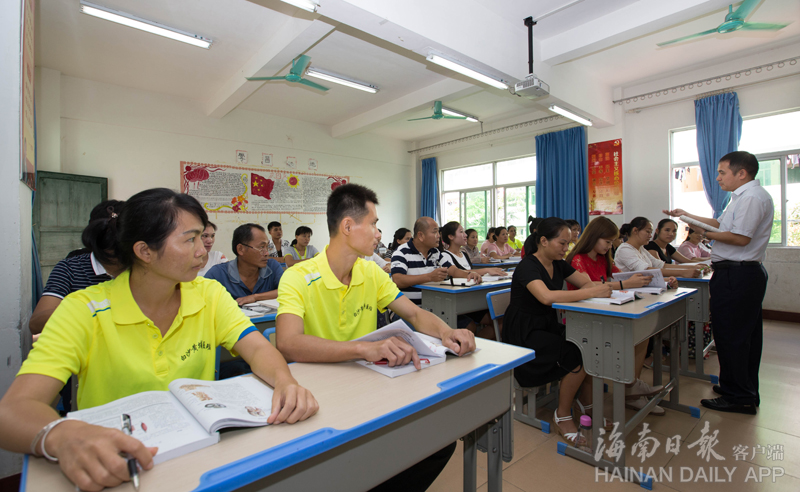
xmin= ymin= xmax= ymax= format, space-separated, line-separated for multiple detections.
xmin=391 ymin=239 xmax=453 ymax=302
xmin=42 ymin=253 xmax=112 ymax=299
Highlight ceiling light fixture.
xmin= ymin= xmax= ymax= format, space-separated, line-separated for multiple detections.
xmin=279 ymin=0 xmax=319 ymax=13
xmin=426 ymin=54 xmax=508 ymax=90
xmin=79 ymin=1 xmax=212 ymax=49
xmin=549 ymin=105 xmax=592 ymax=126
xmin=441 ymin=107 xmax=479 ymax=122
xmin=305 ymin=68 xmax=378 ymax=93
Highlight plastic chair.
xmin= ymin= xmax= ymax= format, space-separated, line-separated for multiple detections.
xmin=486 ymin=288 xmax=557 ymax=434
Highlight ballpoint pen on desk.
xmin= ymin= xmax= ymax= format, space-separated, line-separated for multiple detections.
xmin=121 ymin=414 xmax=140 ymax=491
xmin=373 ymin=358 xmax=431 ymax=365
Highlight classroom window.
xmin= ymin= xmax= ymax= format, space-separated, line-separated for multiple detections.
xmin=669 ymin=110 xmax=800 ymax=247
xmin=440 ymin=156 xmax=536 ymax=243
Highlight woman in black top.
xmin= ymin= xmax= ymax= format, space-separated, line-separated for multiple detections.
xmin=502 ymin=218 xmax=612 ymax=445
xmin=645 ymin=218 xmax=707 ymax=265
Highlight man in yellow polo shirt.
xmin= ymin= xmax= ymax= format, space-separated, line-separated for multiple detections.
xmin=277 ymin=183 xmax=475 ymax=492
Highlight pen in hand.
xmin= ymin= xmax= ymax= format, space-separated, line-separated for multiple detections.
xmin=121 ymin=414 xmax=140 ymax=491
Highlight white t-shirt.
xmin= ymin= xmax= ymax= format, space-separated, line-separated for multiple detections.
xmin=614 ymin=243 xmax=664 ymax=272
xmin=364 ymin=253 xmax=388 ymax=268
xmin=199 ymin=250 xmax=227 ymax=277
xmin=442 ymin=249 xmax=471 ymax=270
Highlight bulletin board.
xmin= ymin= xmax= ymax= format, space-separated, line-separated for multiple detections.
xmin=588 ymin=139 xmax=623 ymax=215
xmin=180 ymin=162 xmax=349 ymax=215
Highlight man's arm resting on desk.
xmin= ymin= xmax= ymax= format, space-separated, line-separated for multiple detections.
xmin=28 ymin=296 xmax=62 ymax=335
xmin=276 ymin=313 xmax=422 ymax=369
xmin=0 ymin=374 xmax=156 ymax=491
xmin=388 ymin=296 xmax=477 ymax=356
xmin=446 ymin=266 xmax=482 ymax=283
xmin=392 ymin=270 xmax=446 ymax=288
xmin=236 ymin=289 xmax=278 ymax=306
xmin=233 ymin=331 xmax=318 ymax=424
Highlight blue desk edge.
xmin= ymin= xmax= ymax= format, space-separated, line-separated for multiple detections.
xmin=192 ymin=346 xmax=535 ymax=492
xmin=553 ymin=288 xmax=697 ymax=319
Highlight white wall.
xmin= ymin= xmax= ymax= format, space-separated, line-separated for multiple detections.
xmin=52 ymin=75 xmax=413 ymax=259
xmin=1 ymin=0 xmax=32 ymax=479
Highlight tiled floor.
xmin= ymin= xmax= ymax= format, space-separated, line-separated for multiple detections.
xmin=429 ymin=320 xmax=800 ymax=491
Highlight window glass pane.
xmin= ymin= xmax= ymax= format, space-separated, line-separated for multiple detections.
xmin=671 ymin=165 xmax=713 ymax=243
xmin=505 ymin=187 xmax=528 ymax=240
xmin=672 ymin=129 xmax=698 ymax=165
xmin=760 ymin=159 xmax=783 ymax=243
xmin=495 ymin=187 xmax=505 ymax=227
xmin=788 ymin=154 xmax=800 ymax=247
xmin=497 ymin=157 xmax=536 ymax=185
xmin=465 ymin=190 xmax=488 ymax=241
xmin=528 ymin=186 xmax=536 ymax=222
xmin=740 ymin=111 xmax=800 ymax=155
xmin=443 ymin=163 xmax=493 ymax=191
xmin=443 ymin=192 xmax=461 ymax=225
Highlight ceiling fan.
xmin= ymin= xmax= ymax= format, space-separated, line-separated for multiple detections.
xmin=408 ymin=101 xmax=467 ymax=121
xmin=657 ymin=0 xmax=790 ymax=47
xmin=246 ymin=55 xmax=329 ymax=91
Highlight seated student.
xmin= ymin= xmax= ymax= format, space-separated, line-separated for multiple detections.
xmin=441 ymin=221 xmax=507 ymax=338
xmin=266 ymin=221 xmax=292 ymax=264
xmin=391 ymin=217 xmax=482 ymax=304
xmin=29 ymin=200 xmax=126 ymax=335
xmin=0 ymin=188 xmax=317 ymax=491
xmin=286 ymin=226 xmax=320 ymax=266
xmin=276 ymin=184 xmax=476 ymax=492
xmin=645 ymin=219 xmax=710 ymax=266
xmin=374 ymin=228 xmax=389 ymax=258
xmin=612 ymin=222 xmax=631 ymax=258
xmin=615 ymin=217 xmax=704 ymax=279
xmin=205 ymin=223 xmax=284 ymax=306
xmin=387 ymin=227 xmax=411 ymax=256
xmin=479 ymin=227 xmax=497 ymax=256
xmin=677 ymin=227 xmax=712 ymax=261
xmin=565 ymin=219 xmax=581 ymax=253
xmin=484 ymin=226 xmax=518 ymax=260
xmin=507 ymin=225 xmax=523 ymax=252
xmin=198 ymin=221 xmax=227 ymax=276
xmin=520 ymin=216 xmax=544 ymax=257
xmin=461 ymin=228 xmax=487 ymax=264
xmin=565 ymin=217 xmax=666 ymax=415
xmin=501 ymin=218 xmax=613 ymax=445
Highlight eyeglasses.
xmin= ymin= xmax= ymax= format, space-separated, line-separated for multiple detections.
xmin=242 ymin=243 xmax=269 ymax=254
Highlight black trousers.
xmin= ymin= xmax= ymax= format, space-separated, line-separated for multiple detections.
xmin=368 ymin=442 xmax=456 ymax=492
xmin=709 ymin=264 xmax=768 ymax=405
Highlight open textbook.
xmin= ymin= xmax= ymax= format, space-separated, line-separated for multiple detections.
xmin=67 ymin=375 xmax=274 ymax=464
xmin=581 ymin=290 xmax=641 ymax=305
xmin=241 ymin=299 xmax=280 ymax=318
xmin=612 ymin=269 xmax=667 ymax=294
xmin=353 ymin=320 xmax=478 ymax=377
xmin=439 ymin=274 xmax=510 ymax=286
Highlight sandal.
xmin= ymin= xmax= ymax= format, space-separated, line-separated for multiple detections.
xmin=573 ymin=399 xmax=614 ymax=431
xmin=554 ymin=410 xmax=585 ymax=447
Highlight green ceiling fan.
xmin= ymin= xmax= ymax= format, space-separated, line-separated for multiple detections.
xmin=408 ymin=101 xmax=467 ymax=121
xmin=657 ymin=0 xmax=790 ymax=47
xmin=246 ymin=55 xmax=329 ymax=91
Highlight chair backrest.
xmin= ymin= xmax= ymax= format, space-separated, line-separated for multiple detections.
xmin=486 ymin=288 xmax=511 ymax=321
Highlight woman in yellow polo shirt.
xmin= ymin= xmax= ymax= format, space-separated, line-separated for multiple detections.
xmin=0 ymin=188 xmax=318 ymax=492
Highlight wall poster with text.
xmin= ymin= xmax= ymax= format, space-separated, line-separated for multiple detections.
xmin=588 ymin=139 xmax=623 ymax=215
xmin=180 ymin=162 xmax=349 ymax=215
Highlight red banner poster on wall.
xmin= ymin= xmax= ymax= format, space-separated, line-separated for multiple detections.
xmin=588 ymin=139 xmax=623 ymax=215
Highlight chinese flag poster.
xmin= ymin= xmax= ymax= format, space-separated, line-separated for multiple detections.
xmin=588 ymin=139 xmax=623 ymax=215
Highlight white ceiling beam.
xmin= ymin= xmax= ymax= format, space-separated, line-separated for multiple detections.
xmin=331 ymin=78 xmax=480 ymax=138
xmin=540 ymin=0 xmax=733 ymax=66
xmin=205 ymin=17 xmax=335 ymax=118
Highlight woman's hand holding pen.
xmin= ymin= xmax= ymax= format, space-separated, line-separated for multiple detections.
xmin=589 ymin=283 xmax=613 ymax=298
xmin=46 ymin=420 xmax=156 ymax=491
xmin=268 ymin=375 xmax=318 ymax=425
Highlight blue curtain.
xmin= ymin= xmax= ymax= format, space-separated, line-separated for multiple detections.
xmin=695 ymin=92 xmax=742 ymax=218
xmin=535 ymin=126 xmax=589 ymax=227
xmin=420 ymin=157 xmax=439 ymax=222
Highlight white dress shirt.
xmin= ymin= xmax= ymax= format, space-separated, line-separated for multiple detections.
xmin=711 ymin=179 xmax=774 ymax=263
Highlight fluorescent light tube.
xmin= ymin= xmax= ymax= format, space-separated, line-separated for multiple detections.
xmin=280 ymin=0 xmax=318 ymax=13
xmin=441 ymin=107 xmax=479 ymax=122
xmin=306 ymin=68 xmax=378 ymax=93
xmin=549 ymin=105 xmax=593 ymax=126
xmin=80 ymin=1 xmax=212 ymax=49
xmin=427 ymin=54 xmax=508 ymax=90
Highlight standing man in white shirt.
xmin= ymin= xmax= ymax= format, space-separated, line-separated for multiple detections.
xmin=665 ymin=151 xmax=773 ymax=415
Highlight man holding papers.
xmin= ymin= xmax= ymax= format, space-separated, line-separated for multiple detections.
xmin=276 ymin=183 xmax=476 ymax=491
xmin=665 ymin=151 xmax=773 ymax=415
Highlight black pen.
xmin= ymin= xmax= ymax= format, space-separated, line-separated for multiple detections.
xmin=601 ymin=276 xmax=605 ymax=284
xmin=121 ymin=414 xmax=140 ymax=491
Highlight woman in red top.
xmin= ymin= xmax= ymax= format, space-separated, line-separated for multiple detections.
xmin=565 ymin=217 xmax=666 ymax=415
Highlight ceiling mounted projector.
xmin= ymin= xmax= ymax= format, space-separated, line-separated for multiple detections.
xmin=515 ymin=75 xmax=550 ymax=99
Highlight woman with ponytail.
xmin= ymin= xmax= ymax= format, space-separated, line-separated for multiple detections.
xmin=502 ymin=217 xmax=614 ymax=446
